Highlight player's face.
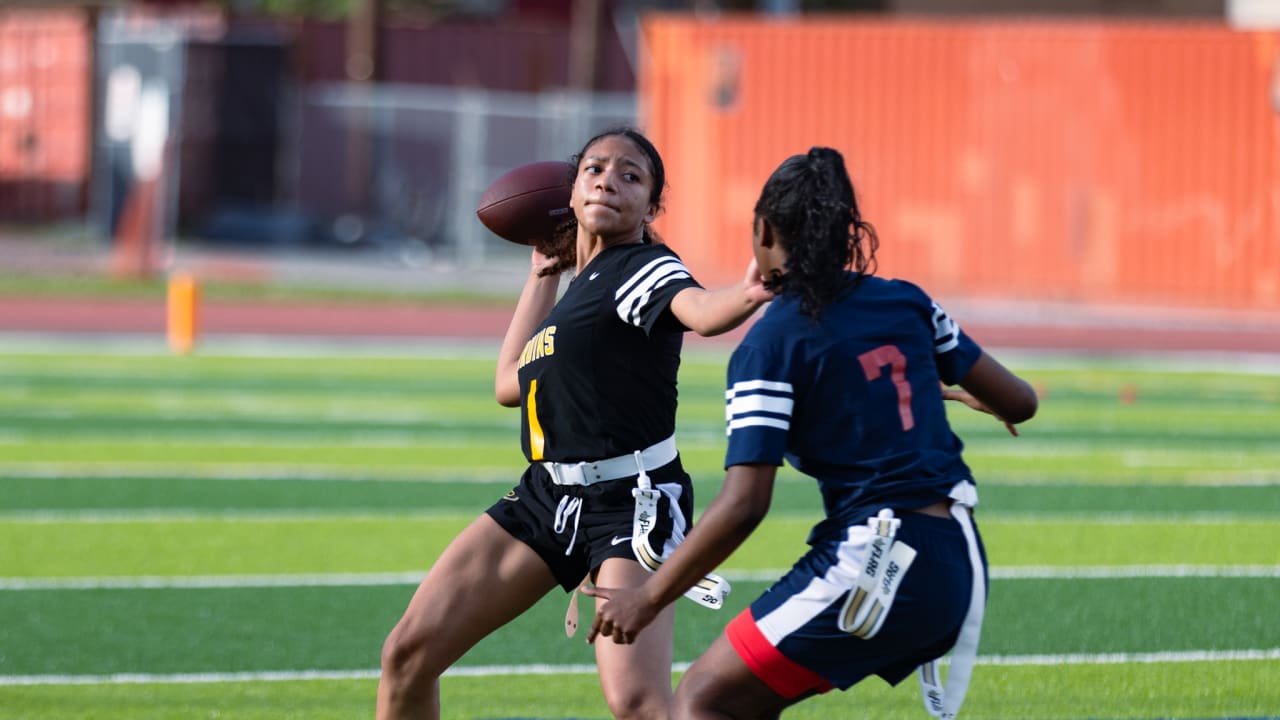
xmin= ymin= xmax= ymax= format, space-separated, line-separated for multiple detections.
xmin=572 ymin=135 xmax=659 ymax=241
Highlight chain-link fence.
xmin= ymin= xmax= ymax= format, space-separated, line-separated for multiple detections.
xmin=284 ymin=83 xmax=636 ymax=271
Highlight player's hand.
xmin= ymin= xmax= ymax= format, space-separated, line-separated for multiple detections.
xmin=742 ymin=258 xmax=775 ymax=305
xmin=580 ymin=583 xmax=660 ymax=645
xmin=530 ymin=247 xmax=561 ymax=277
xmin=942 ymin=386 xmax=1019 ymax=436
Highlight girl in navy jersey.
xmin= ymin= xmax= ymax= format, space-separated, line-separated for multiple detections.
xmin=586 ymin=146 xmax=1038 ymax=719
xmin=376 ymin=127 xmax=774 ymax=720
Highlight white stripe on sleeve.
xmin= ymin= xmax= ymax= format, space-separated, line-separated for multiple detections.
xmin=725 ymin=379 xmax=794 ymax=396
xmin=931 ymin=301 xmax=961 ymax=354
xmin=614 ymin=257 xmax=693 ymax=327
xmin=726 ymin=393 xmax=794 ymax=418
xmin=727 ymin=416 xmax=791 ymax=434
xmin=725 ymin=379 xmax=794 ymax=436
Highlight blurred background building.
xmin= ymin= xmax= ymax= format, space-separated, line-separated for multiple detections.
xmin=1 ymin=0 xmax=1276 ymax=311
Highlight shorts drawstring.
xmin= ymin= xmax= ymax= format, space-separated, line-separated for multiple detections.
xmin=554 ymin=495 xmax=584 ymax=556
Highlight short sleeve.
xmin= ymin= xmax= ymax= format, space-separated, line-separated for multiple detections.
xmin=930 ymin=300 xmax=982 ymax=385
xmin=723 ymin=344 xmax=793 ymax=468
xmin=613 ymin=250 xmax=701 ymax=333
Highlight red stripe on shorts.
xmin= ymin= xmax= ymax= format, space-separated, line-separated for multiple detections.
xmin=725 ymin=608 xmax=835 ymax=699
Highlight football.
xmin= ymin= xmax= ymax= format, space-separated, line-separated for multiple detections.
xmin=476 ymin=160 xmax=575 ymax=245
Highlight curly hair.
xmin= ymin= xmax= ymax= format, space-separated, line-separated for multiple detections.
xmin=535 ymin=126 xmax=667 ymax=276
xmin=753 ymin=146 xmax=878 ymax=319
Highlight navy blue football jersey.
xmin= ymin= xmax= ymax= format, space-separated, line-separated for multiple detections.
xmin=724 ymin=274 xmax=982 ymax=536
xmin=517 ymin=242 xmax=702 ymax=463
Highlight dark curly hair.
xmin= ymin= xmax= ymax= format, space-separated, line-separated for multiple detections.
xmin=536 ymin=126 xmax=667 ymax=276
xmin=754 ymin=146 xmax=878 ymax=318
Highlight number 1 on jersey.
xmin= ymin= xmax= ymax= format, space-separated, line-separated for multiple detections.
xmin=859 ymin=345 xmax=914 ymax=431
xmin=527 ymin=379 xmax=546 ymax=460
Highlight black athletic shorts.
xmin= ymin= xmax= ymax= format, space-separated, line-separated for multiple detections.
xmin=485 ymin=458 xmax=695 ymax=592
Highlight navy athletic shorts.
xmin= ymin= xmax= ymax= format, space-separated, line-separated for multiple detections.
xmin=485 ymin=459 xmax=695 ymax=592
xmin=726 ymin=509 xmax=988 ymax=697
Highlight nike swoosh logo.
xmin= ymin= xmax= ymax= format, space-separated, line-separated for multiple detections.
xmin=589 ymin=272 xmax=600 ymax=280
xmin=610 ymin=535 xmax=631 ymax=546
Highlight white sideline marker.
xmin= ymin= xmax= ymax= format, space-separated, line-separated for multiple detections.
xmin=3 ymin=565 xmax=1280 ymax=591
xmin=4 ymin=649 xmax=1280 ymax=687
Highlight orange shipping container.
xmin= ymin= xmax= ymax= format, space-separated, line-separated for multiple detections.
xmin=639 ymin=17 xmax=1280 ymax=312
xmin=0 ymin=8 xmax=92 ymax=220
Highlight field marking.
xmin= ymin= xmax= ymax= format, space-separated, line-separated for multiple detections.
xmin=3 ymin=649 xmax=1280 ymax=687
xmin=988 ymin=565 xmax=1280 ymax=579
xmin=0 ymin=572 xmax=429 ymax=590
xmin=4 ymin=466 xmax=1278 ymax=487
xmin=0 ymin=509 xmax=482 ymax=524
xmin=2 ymin=565 xmax=1278 ymax=591
xmin=978 ymin=513 xmax=1278 ymax=524
xmin=4 ymin=334 xmax=1278 ymax=370
xmin=2 ymin=508 xmax=1276 ymax=524
xmin=0 ymin=467 xmax=514 ymax=482
xmin=0 ymin=333 xmax=500 ymax=359
xmin=968 ymin=349 xmax=1280 ymax=375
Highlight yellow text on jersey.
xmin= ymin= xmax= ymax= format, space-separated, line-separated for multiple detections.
xmin=518 ymin=326 xmax=556 ymax=369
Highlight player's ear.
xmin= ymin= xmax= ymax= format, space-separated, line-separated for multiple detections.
xmin=643 ymin=202 xmax=659 ymax=224
xmin=756 ymin=216 xmax=776 ymax=248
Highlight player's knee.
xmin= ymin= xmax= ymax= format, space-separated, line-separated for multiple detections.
xmin=379 ymin=621 xmax=440 ymax=688
xmin=670 ymin=691 xmax=696 ymax=720
xmin=379 ymin=626 xmax=413 ymax=681
xmin=672 ymin=669 xmax=736 ymax=720
xmin=671 ymin=678 xmax=707 ymax=720
xmin=603 ymin=682 xmax=669 ymax=720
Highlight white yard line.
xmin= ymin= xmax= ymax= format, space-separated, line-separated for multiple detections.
xmin=0 ymin=333 xmax=499 ymax=359
xmin=989 ymin=565 xmax=1280 ymax=579
xmin=0 ymin=509 xmax=478 ymax=523
xmin=1 ymin=565 xmax=1278 ymax=591
xmin=0 ymin=572 xmax=430 ymax=590
xmin=0 ymin=507 xmax=1273 ymax=523
xmin=0 ymin=467 xmax=495 ymax=481
xmin=4 ymin=649 xmax=1280 ymax=687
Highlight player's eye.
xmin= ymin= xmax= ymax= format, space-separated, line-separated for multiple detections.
xmin=623 ymin=172 xmax=640 ymax=182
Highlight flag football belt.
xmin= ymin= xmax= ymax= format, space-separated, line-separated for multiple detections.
xmin=560 ymin=437 xmax=727 ymax=639
xmin=837 ymin=508 xmax=917 ymax=639
xmin=541 ymin=435 xmax=677 ymax=486
xmin=917 ymin=481 xmax=984 ymax=720
xmin=630 ymin=462 xmax=731 ymax=610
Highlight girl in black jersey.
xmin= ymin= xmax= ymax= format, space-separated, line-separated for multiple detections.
xmin=376 ymin=127 xmax=774 ymax=720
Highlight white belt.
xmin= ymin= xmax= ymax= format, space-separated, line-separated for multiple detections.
xmin=540 ymin=435 xmax=677 ymax=486
xmin=919 ymin=480 xmax=984 ymax=719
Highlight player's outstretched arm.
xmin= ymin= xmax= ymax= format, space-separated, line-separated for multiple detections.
xmin=669 ymin=259 xmax=774 ymax=337
xmin=583 ymin=463 xmax=776 ymax=645
xmin=954 ymin=352 xmax=1039 ymax=429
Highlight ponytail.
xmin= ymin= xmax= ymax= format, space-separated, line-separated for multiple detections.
xmin=754 ymin=147 xmax=878 ymax=318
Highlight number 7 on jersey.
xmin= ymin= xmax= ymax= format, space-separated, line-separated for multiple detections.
xmin=859 ymin=345 xmax=914 ymax=431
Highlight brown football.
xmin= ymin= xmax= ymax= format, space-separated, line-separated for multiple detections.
xmin=476 ymin=160 xmax=575 ymax=245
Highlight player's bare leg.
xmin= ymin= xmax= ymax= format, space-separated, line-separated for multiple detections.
xmin=593 ymin=557 xmax=678 ymax=719
xmin=377 ymin=514 xmax=557 ymax=720
xmin=674 ymin=633 xmax=800 ymax=720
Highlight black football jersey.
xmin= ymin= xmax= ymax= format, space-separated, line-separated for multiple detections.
xmin=516 ymin=242 xmax=703 ymax=463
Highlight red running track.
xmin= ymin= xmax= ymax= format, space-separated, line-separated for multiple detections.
xmin=1 ymin=295 xmax=1278 ymax=355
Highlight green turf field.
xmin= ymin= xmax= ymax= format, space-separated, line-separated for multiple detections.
xmin=0 ymin=344 xmax=1277 ymax=719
